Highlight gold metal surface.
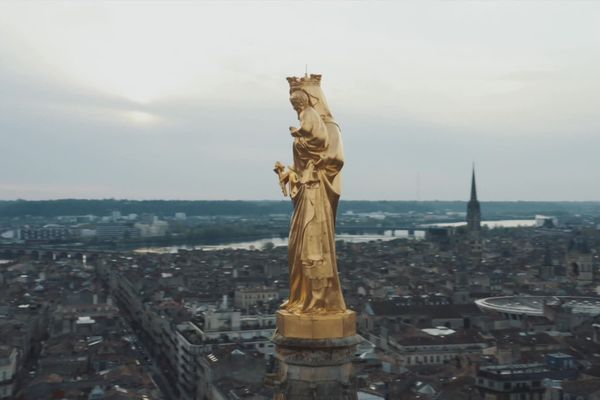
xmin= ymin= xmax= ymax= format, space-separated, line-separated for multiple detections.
xmin=274 ymin=74 xmax=352 ymax=334
xmin=276 ymin=310 xmax=356 ymax=340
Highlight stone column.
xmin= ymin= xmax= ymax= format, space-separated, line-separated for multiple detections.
xmin=272 ymin=333 xmax=362 ymax=400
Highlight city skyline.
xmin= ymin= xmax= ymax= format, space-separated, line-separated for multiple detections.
xmin=1 ymin=2 xmax=600 ymax=201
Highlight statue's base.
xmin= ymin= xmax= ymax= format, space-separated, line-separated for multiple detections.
xmin=272 ymin=333 xmax=363 ymax=400
xmin=275 ymin=310 xmax=356 ymax=339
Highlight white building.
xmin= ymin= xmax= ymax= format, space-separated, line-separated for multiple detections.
xmin=389 ymin=329 xmax=489 ymax=366
xmin=134 ymin=220 xmax=169 ymax=237
xmin=201 ymin=306 xmax=276 ymax=346
xmin=175 ymin=306 xmax=276 ymax=400
xmin=234 ymin=287 xmax=279 ymax=308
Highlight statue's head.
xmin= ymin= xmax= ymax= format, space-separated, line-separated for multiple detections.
xmin=290 ymin=90 xmax=310 ymax=114
xmin=286 ymin=74 xmax=334 ymax=122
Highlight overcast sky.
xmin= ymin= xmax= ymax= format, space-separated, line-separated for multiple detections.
xmin=1 ymin=1 xmax=599 ymax=201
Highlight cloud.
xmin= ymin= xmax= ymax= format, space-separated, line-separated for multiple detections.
xmin=0 ymin=2 xmax=599 ymax=200
xmin=0 ymin=183 xmax=112 ymax=199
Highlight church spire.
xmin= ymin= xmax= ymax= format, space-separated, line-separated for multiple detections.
xmin=466 ymin=164 xmax=481 ymax=232
xmin=470 ymin=164 xmax=478 ymax=201
xmin=465 ymin=165 xmax=483 ymax=266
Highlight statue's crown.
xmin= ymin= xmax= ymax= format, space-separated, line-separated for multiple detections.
xmin=287 ymin=74 xmax=322 ymax=91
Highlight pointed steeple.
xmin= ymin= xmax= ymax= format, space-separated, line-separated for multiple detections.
xmin=470 ymin=164 xmax=478 ymax=202
xmin=466 ymin=164 xmax=481 ymax=232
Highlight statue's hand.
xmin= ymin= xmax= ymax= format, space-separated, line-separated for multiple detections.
xmin=289 ymin=126 xmax=301 ymax=137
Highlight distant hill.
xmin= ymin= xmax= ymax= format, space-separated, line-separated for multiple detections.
xmin=1 ymin=199 xmax=599 ymax=219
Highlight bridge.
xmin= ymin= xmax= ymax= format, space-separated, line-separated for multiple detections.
xmin=337 ymin=226 xmax=423 ymax=233
xmin=337 ymin=225 xmax=458 ymax=241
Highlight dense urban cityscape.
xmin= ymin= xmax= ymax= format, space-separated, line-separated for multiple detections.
xmin=3 ymin=2 xmax=600 ymax=399
xmin=2 ymin=172 xmax=600 ymax=399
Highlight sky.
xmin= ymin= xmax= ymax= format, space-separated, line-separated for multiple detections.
xmin=1 ymin=1 xmax=599 ymax=201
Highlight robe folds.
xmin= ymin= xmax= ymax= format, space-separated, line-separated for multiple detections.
xmin=283 ymin=105 xmax=346 ymax=314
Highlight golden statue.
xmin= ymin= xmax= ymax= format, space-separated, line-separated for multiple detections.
xmin=274 ymin=74 xmax=355 ymax=339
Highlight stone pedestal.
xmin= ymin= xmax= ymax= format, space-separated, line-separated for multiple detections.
xmin=272 ymin=333 xmax=363 ymax=400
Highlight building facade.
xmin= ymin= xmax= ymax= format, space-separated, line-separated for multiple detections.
xmin=0 ymin=346 xmax=17 ymax=399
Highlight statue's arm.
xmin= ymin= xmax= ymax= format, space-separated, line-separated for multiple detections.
xmin=290 ymin=108 xmax=317 ymax=138
xmin=298 ymin=109 xmax=316 ymax=136
xmin=289 ymin=126 xmax=302 ymax=137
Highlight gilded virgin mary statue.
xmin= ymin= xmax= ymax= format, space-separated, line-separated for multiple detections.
xmin=274 ymin=75 xmax=353 ymax=331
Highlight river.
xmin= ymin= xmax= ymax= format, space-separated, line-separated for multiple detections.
xmin=133 ymin=232 xmax=422 ymax=254
xmin=134 ymin=219 xmax=536 ymax=254
xmin=423 ymin=219 xmax=537 ymax=228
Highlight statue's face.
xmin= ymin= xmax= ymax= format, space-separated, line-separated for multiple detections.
xmin=290 ymin=91 xmax=309 ymax=113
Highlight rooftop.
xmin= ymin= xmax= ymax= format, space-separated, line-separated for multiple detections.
xmin=480 ymin=363 xmax=548 ymax=376
xmin=475 ymin=296 xmax=600 ymax=316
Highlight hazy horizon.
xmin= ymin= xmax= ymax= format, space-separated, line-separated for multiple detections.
xmin=2 ymin=2 xmax=600 ymax=201
xmin=2 ymin=198 xmax=600 ymax=204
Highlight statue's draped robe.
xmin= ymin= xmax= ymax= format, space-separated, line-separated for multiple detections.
xmin=283 ymin=105 xmax=346 ymax=313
